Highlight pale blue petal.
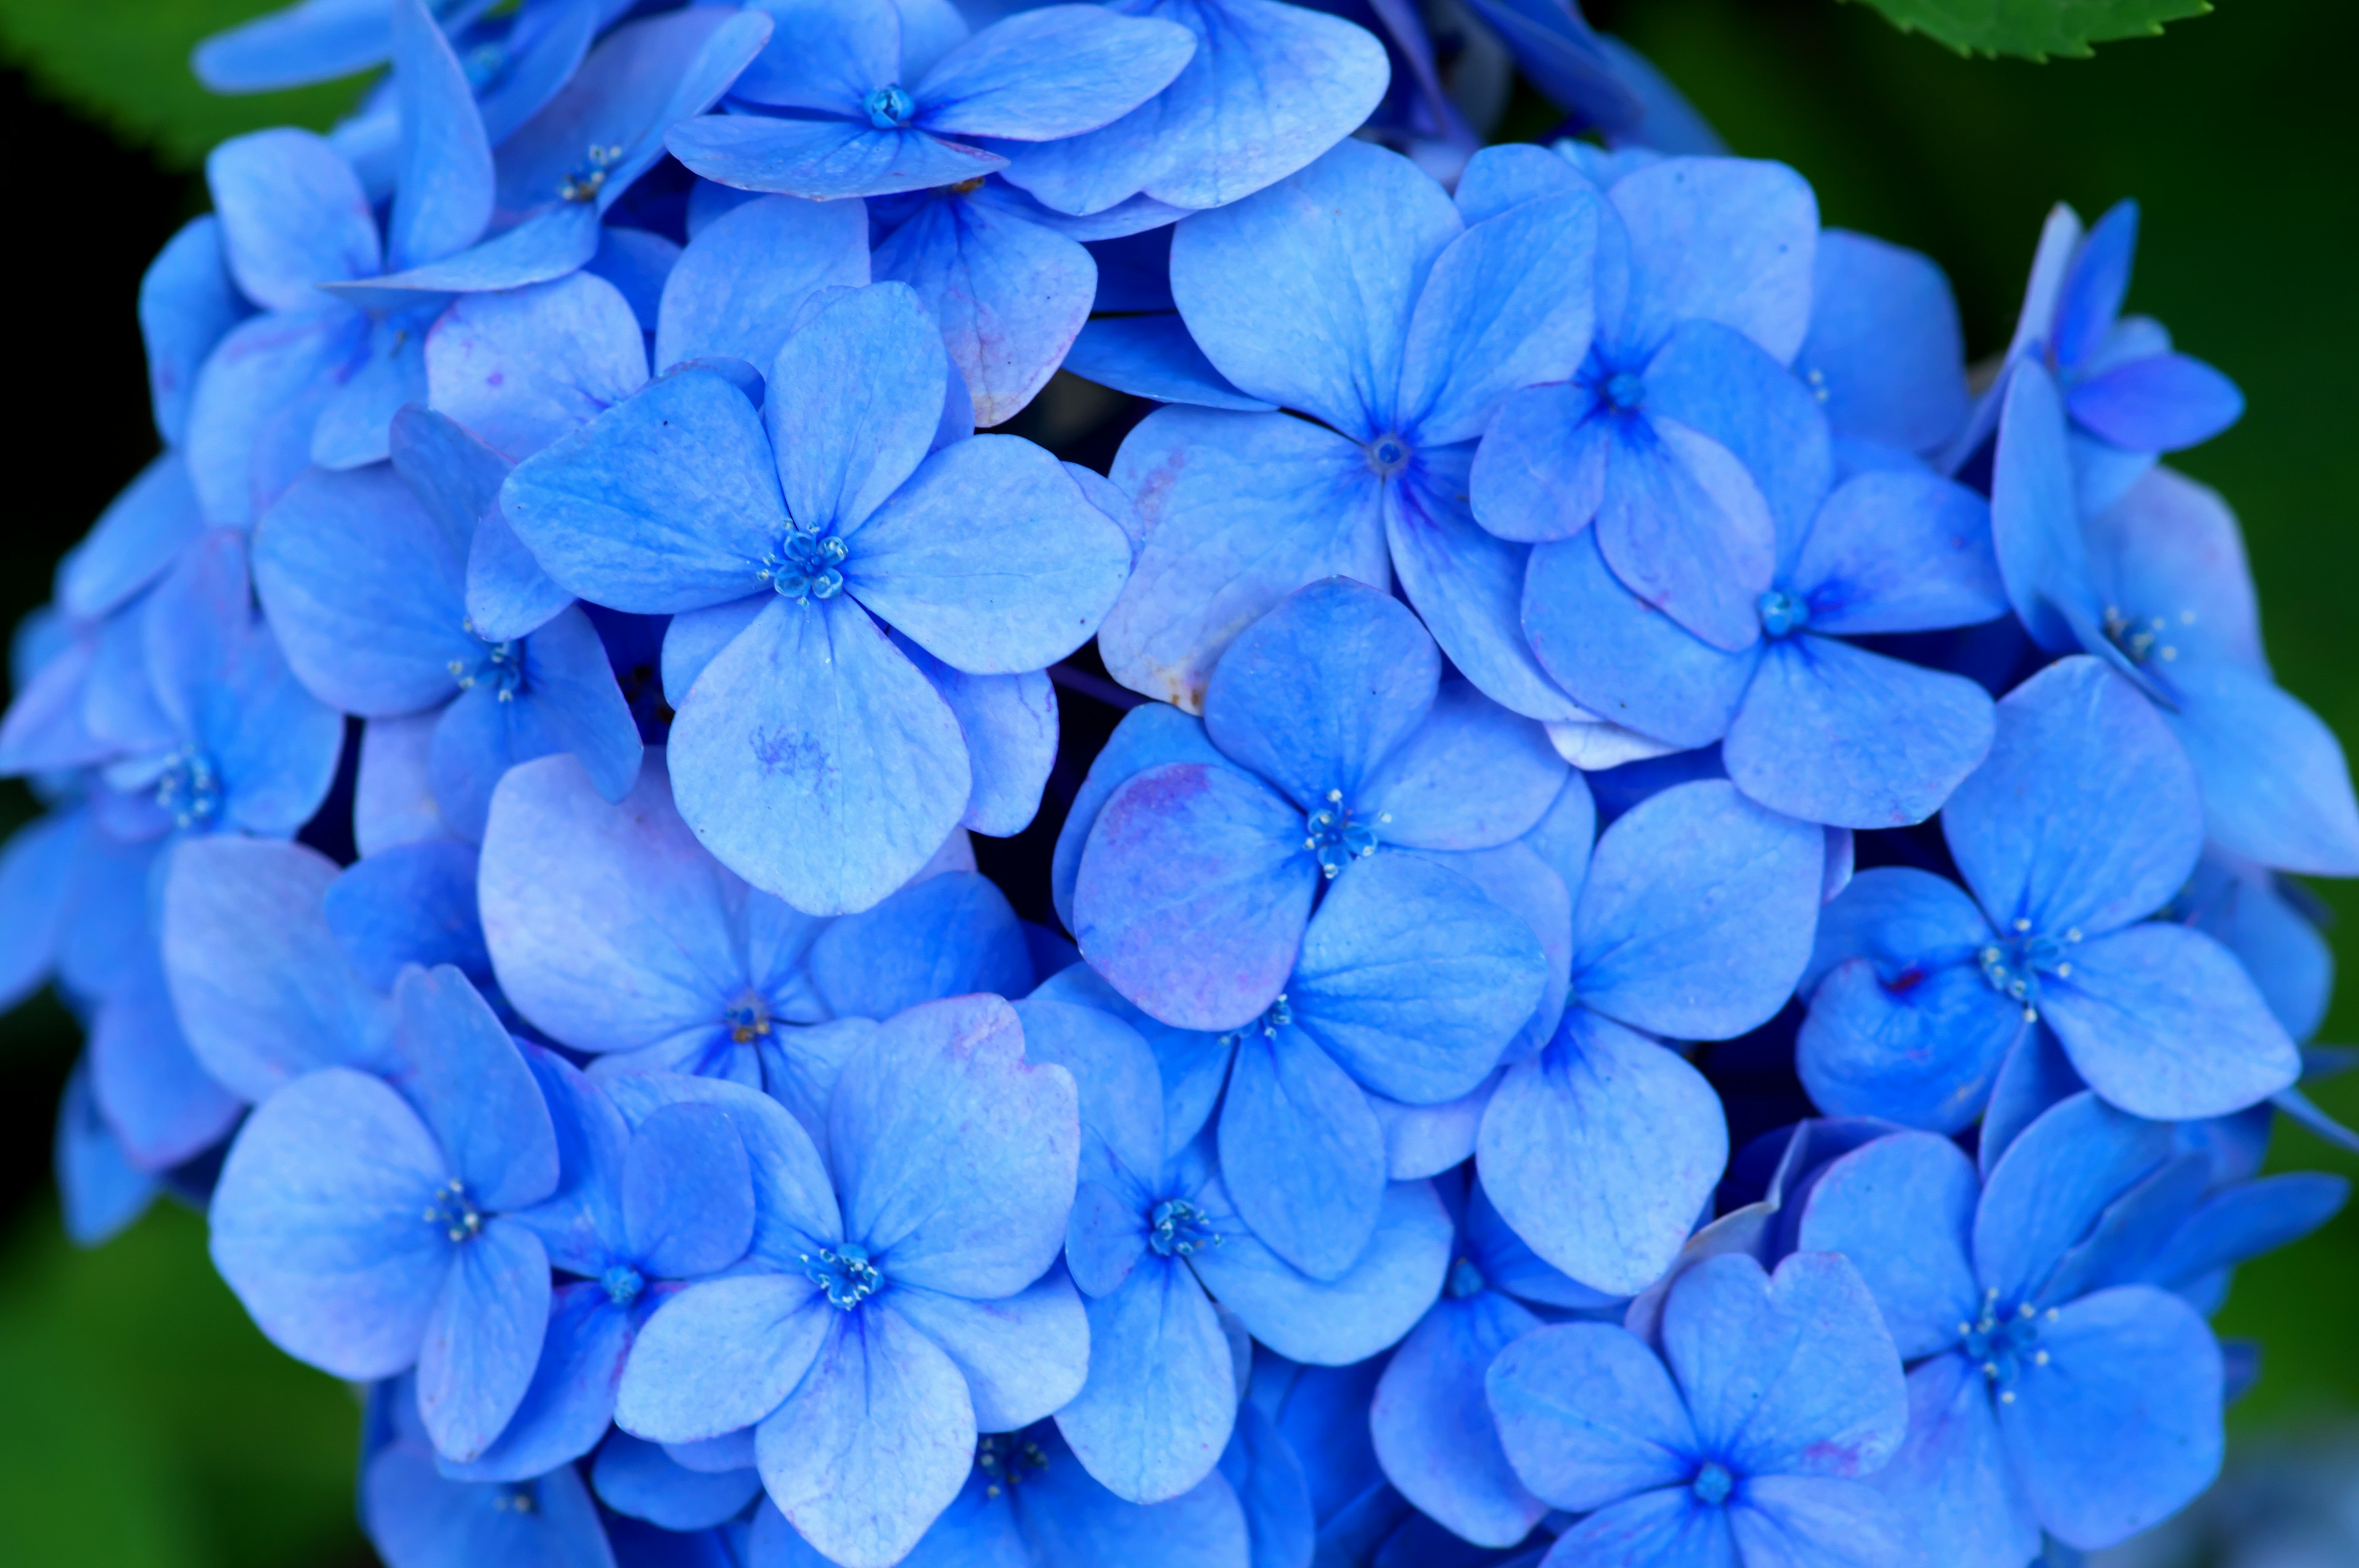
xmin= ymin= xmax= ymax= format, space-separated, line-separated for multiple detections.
xmin=1468 ymin=381 xmax=1610 ymax=544
xmin=57 ymin=1064 xmax=156 ymax=1248
xmin=1358 ymin=682 xmax=1566 ymax=851
xmin=1645 ymin=320 xmax=1832 ymax=559
xmin=603 ymin=1072 xmax=843 ymax=1274
xmin=662 ymin=595 xmax=769 ymax=707
xmin=1369 ymin=1290 xmax=1547 ymax=1547
xmin=1727 ymin=1475 xmax=1923 ymax=1568
xmin=1098 ymin=407 xmax=1386 ymax=712
xmin=1476 ymin=1010 xmax=1725 ymax=1295
xmin=310 ymin=306 xmax=437 ymax=470
xmin=655 ymin=195 xmax=871 ymax=375
xmin=594 ymin=1430 xmax=764 ymax=1530
xmin=386 ymin=0 xmax=493 ymax=271
xmin=466 ymin=508 xmax=574 ymax=644
xmin=1049 ymin=703 xmax=1221 ymax=930
xmin=1063 ymin=316 xmax=1275 ymax=411
xmin=762 ymin=282 xmax=940 ymax=536
xmin=1973 ymin=1091 xmax=2172 ymax=1306
xmin=729 ymin=0 xmax=898 ymax=111
xmin=206 ymin=127 xmax=381 ymax=308
xmin=2162 ymin=657 xmax=2359 ymax=878
xmin=364 ymin=1441 xmax=617 ymax=1568
xmin=913 ymin=7 xmax=1193 ymax=142
xmin=1483 ymin=1320 xmax=1697 ymax=1512
xmin=1610 ymin=157 xmax=1816 ymax=363
xmin=139 ymin=217 xmax=245 ymax=451
xmin=208 ymin=1067 xmax=452 ymax=1378
xmin=1941 ymin=656 xmax=2202 ymax=940
xmin=874 ymin=190 xmax=1095 ymax=427
xmin=389 ymin=963 xmax=560 ymax=1211
xmin=1724 ymin=636 xmax=1995 ymax=829
xmin=88 ymin=961 xmax=242 ymax=1170
xmin=338 ymin=203 xmax=603 ymax=303
xmin=427 ymin=273 xmax=649 ymax=462
xmin=60 ymin=453 xmax=206 ymax=622
xmin=1543 ymin=1486 xmax=1737 ymax=1567
xmin=185 ymin=306 xmax=369 ymax=528
xmin=1796 ymin=957 xmax=2022 ymax=1134
xmin=1793 ymin=230 xmax=1968 ymax=456
xmin=1011 ymin=996 xmax=1165 ymax=1211
xmin=1168 ymin=138 xmax=1460 ymax=437
xmin=625 ymin=1101 xmax=757 ymax=1278
xmin=1073 ymin=759 xmax=1316 ymax=1032
xmin=667 ymin=598 xmax=970 ymax=915
xmin=1570 ymin=779 xmax=1821 ymax=1040
xmin=2066 ymin=353 xmax=2243 ymax=453
xmin=890 ymin=1272 xmax=1089 ymax=1431
xmin=2038 ymin=922 xmax=2299 ymax=1120
xmin=1524 ymin=527 xmax=1754 ymax=748
xmin=1219 ymin=1021 xmax=1388 ymax=1280
xmin=1055 ymin=1257 xmax=1234 ymax=1503
xmin=830 ymin=994 xmax=1077 ymax=1297
xmin=1792 ymin=1131 xmax=1979 ymax=1359
xmin=1788 ymin=470 xmax=2008 ymax=637
xmin=1869 ymin=1351 xmax=2039 ymax=1568
xmin=415 ymin=1217 xmax=553 ymax=1461
xmin=1592 ymin=415 xmax=1775 ymax=654
xmin=899 ymin=649 xmax=1056 ymax=837
xmin=616 ymin=1273 xmax=830 ymax=1442
xmin=1187 ymin=1177 xmax=1450 ymax=1365
xmin=1989 ymin=362 xmax=2105 ymax=655
xmin=807 ymin=869 xmax=1031 ymax=1021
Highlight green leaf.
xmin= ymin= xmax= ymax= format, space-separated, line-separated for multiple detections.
xmin=0 ymin=0 xmax=356 ymax=166
xmin=1847 ymin=0 xmax=2214 ymax=60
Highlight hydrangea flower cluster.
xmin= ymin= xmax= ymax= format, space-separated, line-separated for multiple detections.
xmin=6 ymin=1 xmax=2355 ymax=1565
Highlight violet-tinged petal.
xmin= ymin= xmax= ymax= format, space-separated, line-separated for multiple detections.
xmin=1484 ymin=1319 xmax=1698 ymax=1512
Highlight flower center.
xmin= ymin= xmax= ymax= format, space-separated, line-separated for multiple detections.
xmin=491 ymin=1483 xmax=538 ymax=1514
xmin=1959 ymin=1289 xmax=2057 ymax=1405
xmin=1304 ymin=790 xmax=1385 ymax=878
xmin=1691 ymin=1461 xmax=1734 ymax=1507
xmin=558 ymin=142 xmax=624 ymax=203
xmin=1217 ymin=994 xmax=1294 ymax=1051
xmin=723 ymin=996 xmax=773 ymax=1045
xmin=975 ymin=1433 xmax=1049 ymax=1497
xmin=1147 ymin=1199 xmax=1220 ymax=1258
xmin=1603 ymin=370 xmax=1648 ymax=412
xmin=1976 ymin=918 xmax=2083 ymax=1023
xmin=451 ymin=630 xmax=525 ymax=701
xmin=1446 ymin=1256 xmax=1487 ymax=1298
xmin=1366 ymin=433 xmax=1412 ymax=476
xmin=601 ymin=1263 xmax=646 ymax=1305
xmin=760 ymin=527 xmax=849 ymax=604
xmin=863 ymin=85 xmax=916 ymax=130
xmin=803 ymin=1242 xmax=883 ymax=1309
xmin=424 ymin=1178 xmax=483 ymax=1244
xmin=1756 ymin=589 xmax=1810 ymax=638
xmin=154 ymin=746 xmax=223 ymax=830
xmin=2103 ymin=604 xmax=2190 ymax=667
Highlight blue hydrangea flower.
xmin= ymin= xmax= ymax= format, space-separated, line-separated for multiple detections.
xmin=749 ymin=1421 xmax=1254 ymax=1568
xmin=139 ymin=215 xmax=248 ymax=454
xmin=1991 ymin=369 xmax=2359 ymax=877
xmin=1477 ymin=775 xmax=1824 ymax=1295
xmin=476 ymin=750 xmax=1031 ymax=1102
xmin=1066 ymin=577 xmax=1564 ymax=1034
xmin=209 ymin=964 xmax=562 ymax=1462
xmin=1791 ymin=229 xmax=1971 ymax=467
xmin=612 ymin=995 xmax=1084 ymax=1568
xmin=1798 ymin=655 xmax=2301 ymax=1131
xmin=1090 ymin=139 xmax=1600 ymax=712
xmin=1468 ymin=147 xmax=1821 ymax=656
xmin=254 ymin=406 xmax=643 ymax=840
xmin=1523 ymin=456 xmax=2009 ymax=829
xmin=501 ymin=281 xmax=1132 ymax=913
xmin=360 ymin=1376 xmax=616 ymax=1568
xmin=1960 ymin=200 xmax=2243 ymax=512
xmin=1487 ymin=1251 xmax=1917 ymax=1567
xmin=665 ymin=0 xmax=1194 ymax=203
xmin=1015 ymin=994 xmax=1452 ymax=1503
xmin=448 ymin=1058 xmax=764 ymax=1483
xmin=1794 ymin=1093 xmax=2344 ymax=1563
xmin=1367 ymin=1168 xmax=1617 ymax=1548
xmin=592 ymin=1430 xmax=762 ymax=1534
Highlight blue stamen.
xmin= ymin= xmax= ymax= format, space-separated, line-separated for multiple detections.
xmin=1756 ymin=589 xmax=1810 ymax=638
xmin=601 ymin=1264 xmax=646 ymax=1306
xmin=1366 ymin=434 xmax=1411 ymax=475
xmin=1446 ymin=1257 xmax=1487 ymax=1298
xmin=975 ymin=1433 xmax=1049 ymax=1498
xmin=153 ymin=746 xmax=223 ymax=830
xmin=450 ymin=630 xmax=526 ymax=702
xmin=1692 ymin=1461 xmax=1734 ymax=1506
xmin=1147 ymin=1199 xmax=1219 ymax=1258
xmin=423 ymin=1179 xmax=483 ymax=1244
xmin=864 ymin=85 xmax=916 ymax=129
xmin=1975 ymin=918 xmax=2082 ymax=1022
xmin=2102 ymin=604 xmax=2188 ymax=667
xmin=723 ymin=997 xmax=772 ymax=1044
xmin=1603 ymin=370 xmax=1647 ymax=411
xmin=1217 ymin=995 xmax=1294 ymax=1052
xmin=759 ymin=527 xmax=849 ymax=604
xmin=1304 ymin=789 xmax=1385 ymax=878
xmin=803 ymin=1242 xmax=883 ymax=1309
xmin=558 ymin=142 xmax=624 ymax=203
xmin=1958 ymin=1287 xmax=2057 ymax=1406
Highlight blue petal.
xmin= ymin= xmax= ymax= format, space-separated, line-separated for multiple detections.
xmin=1592 ymin=415 xmax=1775 ymax=654
xmin=1796 ymin=955 xmax=2022 ymax=1134
xmin=1727 ymin=1475 xmax=1923 ymax=1568
xmin=616 ymin=1273 xmax=830 ymax=1443
xmin=1792 ymin=230 xmax=1968 ymax=456
xmin=340 ymin=203 xmax=603 ymax=303
xmin=1645 ymin=319 xmax=1833 ymax=561
xmin=1724 ymin=636 xmax=1995 ymax=829
xmin=1870 ymin=1351 xmax=2040 ymax=1567
xmin=161 ymin=837 xmax=390 ymax=1101
xmin=1219 ymin=1020 xmax=1388 ymax=1281
xmin=193 ymin=0 xmax=392 ymax=92
xmin=1369 ymin=1290 xmax=1546 ymax=1546
xmin=585 ymin=226 xmax=679 ymax=335
xmin=1098 ymin=407 xmax=1386 ymax=712
xmin=1483 ymin=1320 xmax=1697 ymax=1512
xmin=502 ymin=368 xmax=786 ymax=614
xmin=1541 ymin=1486 xmax=1737 ymax=1567
xmin=0 ymin=810 xmax=80 ymax=1013
xmin=2066 ymin=352 xmax=2242 ymax=453
xmin=754 ymin=1307 xmax=976 ymax=1568
xmin=668 ymin=596 xmax=969 ymax=914
xmin=1063 ymin=315 xmax=1275 ymax=412
xmin=668 ymin=116 xmax=1003 ymax=202
xmin=1293 ymin=850 xmax=1544 ymax=1104
xmin=625 ymin=1102 xmax=757 ymax=1278
xmin=208 ymin=1066 xmax=452 ymax=1378
xmin=1073 ymin=759 xmax=1316 ymax=1031
xmin=913 ymin=6 xmax=1193 ymax=142
xmin=594 ymin=1430 xmax=763 ymax=1530
xmin=1940 ymin=656 xmax=2203 ymax=940
xmin=2051 ymin=200 xmax=2135 ymax=371
xmin=186 ymin=306 xmax=369 ymax=528
xmin=358 ymin=712 xmax=453 ymax=854
xmin=1012 ymin=996 xmax=1165 ymax=1218
xmin=509 ymin=1048 xmax=632 ymax=1278
xmin=88 ymin=958 xmax=242 ymax=1171
xmin=139 ymin=217 xmax=246 ymax=451
xmin=898 ymin=649 xmax=1057 ymax=837
xmin=1972 ymin=1091 xmax=2171 ymax=1307
xmin=2039 ymin=922 xmax=2298 ymax=1120
xmin=1476 ymin=1008 xmax=1725 ymax=1295
xmin=254 ymin=462 xmax=473 ymax=716
xmin=1608 ymin=156 xmax=1816 ymax=364
xmin=1989 ymin=362 xmax=2105 ymax=655
xmin=1997 ymin=1286 xmax=2221 ymax=1550
xmin=888 ymin=1272 xmax=1089 ymax=1432
xmin=1054 ymin=1257 xmax=1235 ymax=1503
xmin=1791 ymin=1131 xmax=1979 ymax=1359
xmin=1978 ymin=1027 xmax=2089 ymax=1179
xmin=1570 ymin=779 xmax=1822 ymax=1040
xmin=427 ymin=273 xmax=649 ymax=463
xmin=2137 ymin=1172 xmax=2350 ymax=1293
xmin=757 ymin=281 xmax=939 ymax=537
xmin=1524 ymin=526 xmax=1755 ymax=748
xmin=363 ymin=1442 xmax=617 ymax=1568
xmin=386 ymin=0 xmax=493 ymax=270
xmin=1468 ymin=381 xmax=1612 ymax=545
xmin=390 ymin=964 xmax=561 ymax=1212
xmin=1049 ymin=703 xmax=1223 ymax=930
xmin=1788 ymin=470 xmax=2008 ymax=636
xmin=874 ymin=190 xmax=1096 ymax=427
xmin=729 ymin=0 xmax=899 ymax=112
xmin=1396 ymin=190 xmax=1598 ymax=447
xmin=663 ymin=595 xmax=770 ymax=707
xmin=1452 ymin=141 xmax=1587 ymax=225
xmin=654 ymin=195 xmax=871 ymax=375
xmin=479 ymin=753 xmax=764 ymax=1056
xmin=61 ymin=455 xmax=206 ymax=625
xmin=806 ymin=869 xmax=1031 ymax=1021
xmin=2161 ymin=656 xmax=2359 ymax=877
xmin=466 ymin=513 xmax=574 ymax=647
xmin=830 ymin=994 xmax=1077 ymax=1298
xmin=846 ymin=437 xmax=1130 ymax=674
xmin=56 ymin=1060 xmax=158 ymax=1247
xmin=1187 ymin=1177 xmax=1450 ymax=1365
xmin=415 ymin=1216 xmax=554 ymax=1462
xmin=1202 ymin=577 xmax=1439 ymax=812
xmin=1169 ymin=139 xmax=1460 ymax=437
xmin=206 ymin=128 xmax=380 ymax=307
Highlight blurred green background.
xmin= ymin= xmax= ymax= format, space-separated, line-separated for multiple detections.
xmin=1 ymin=0 xmax=2352 ymax=1562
